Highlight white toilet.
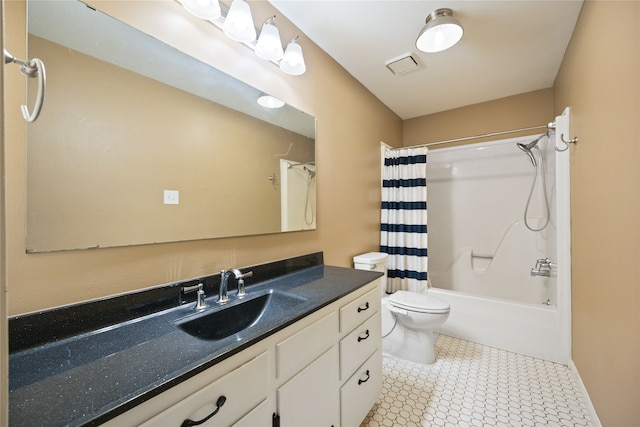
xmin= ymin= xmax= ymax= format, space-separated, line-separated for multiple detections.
xmin=354 ymin=252 xmax=450 ymax=364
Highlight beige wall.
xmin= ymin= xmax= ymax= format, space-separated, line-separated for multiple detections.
xmin=403 ymin=88 xmax=554 ymax=148
xmin=553 ymin=1 xmax=640 ymax=425
xmin=5 ymin=0 xmax=402 ymax=314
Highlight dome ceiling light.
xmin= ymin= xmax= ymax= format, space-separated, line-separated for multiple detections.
xmin=416 ymin=8 xmax=464 ymax=53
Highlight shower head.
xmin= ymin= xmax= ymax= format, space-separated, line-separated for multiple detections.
xmin=517 ymin=143 xmax=537 ymax=167
xmin=516 ymin=134 xmax=545 ymax=167
xmin=304 ymin=166 xmax=315 ymax=179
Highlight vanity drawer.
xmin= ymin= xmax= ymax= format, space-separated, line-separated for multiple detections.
xmin=139 ymin=352 xmax=268 ymax=427
xmin=340 ymin=287 xmax=379 ymax=333
xmin=276 ymin=311 xmax=338 ymax=380
xmin=232 ymin=399 xmax=270 ymax=427
xmin=340 ymin=311 xmax=381 ymax=380
xmin=341 ymin=349 xmax=383 ymax=427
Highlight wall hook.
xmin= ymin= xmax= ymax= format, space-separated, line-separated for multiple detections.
xmin=555 ymin=133 xmax=578 ymax=152
xmin=4 ymin=49 xmax=46 ymax=122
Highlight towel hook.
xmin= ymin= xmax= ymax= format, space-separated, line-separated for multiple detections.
xmin=555 ymin=133 xmax=578 ymax=152
xmin=4 ymin=49 xmax=46 ymax=122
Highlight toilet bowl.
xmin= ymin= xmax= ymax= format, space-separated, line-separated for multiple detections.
xmin=381 ymin=290 xmax=450 ymax=364
xmin=353 ymin=252 xmax=450 ymax=364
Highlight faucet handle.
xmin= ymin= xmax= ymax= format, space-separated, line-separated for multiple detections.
xmin=182 ymin=283 xmax=207 ymax=310
xmin=232 ymin=269 xmax=253 ymax=279
xmin=182 ymin=282 xmax=203 ymax=294
xmin=232 ymin=269 xmax=252 ymax=297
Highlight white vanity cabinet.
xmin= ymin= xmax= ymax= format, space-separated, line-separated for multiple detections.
xmin=104 ymin=280 xmax=380 ymax=427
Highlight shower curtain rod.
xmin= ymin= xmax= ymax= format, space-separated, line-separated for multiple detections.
xmin=405 ymin=123 xmax=555 ymax=149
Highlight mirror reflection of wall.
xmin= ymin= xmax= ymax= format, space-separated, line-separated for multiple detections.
xmin=25 ymin=0 xmax=316 ymax=253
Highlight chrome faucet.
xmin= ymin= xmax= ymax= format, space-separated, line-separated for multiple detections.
xmin=531 ymin=258 xmax=557 ymax=277
xmin=182 ymin=282 xmax=207 ymax=310
xmin=218 ymin=268 xmax=254 ymax=303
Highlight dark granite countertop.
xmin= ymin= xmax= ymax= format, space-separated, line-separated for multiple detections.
xmin=8 ymin=253 xmax=382 ymax=426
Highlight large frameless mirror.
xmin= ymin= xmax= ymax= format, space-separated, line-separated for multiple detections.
xmin=25 ymin=0 xmax=316 ymax=252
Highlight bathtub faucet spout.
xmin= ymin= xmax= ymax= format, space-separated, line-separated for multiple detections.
xmin=530 ymin=258 xmax=556 ymax=277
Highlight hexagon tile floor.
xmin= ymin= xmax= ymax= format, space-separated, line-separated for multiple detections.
xmin=361 ymin=334 xmax=594 ymax=427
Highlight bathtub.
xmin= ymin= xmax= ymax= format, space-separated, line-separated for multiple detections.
xmin=431 ymin=287 xmax=570 ymax=364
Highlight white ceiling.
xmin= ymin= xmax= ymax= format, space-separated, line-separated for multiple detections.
xmin=269 ymin=1 xmax=584 ymax=119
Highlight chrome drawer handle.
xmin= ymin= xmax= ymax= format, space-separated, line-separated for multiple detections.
xmin=357 ymin=329 xmax=370 ymax=342
xmin=181 ymin=395 xmax=226 ymax=427
xmin=357 ymin=302 xmax=370 ymax=313
xmin=358 ymin=370 xmax=370 ymax=385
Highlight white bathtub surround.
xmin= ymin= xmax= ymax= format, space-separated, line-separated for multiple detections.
xmin=426 ymin=109 xmax=572 ymax=364
xmin=361 ymin=334 xmax=595 ymax=427
xmin=426 ymin=134 xmax=558 ymax=305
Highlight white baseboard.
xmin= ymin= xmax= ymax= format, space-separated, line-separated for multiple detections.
xmin=569 ymin=360 xmax=602 ymax=427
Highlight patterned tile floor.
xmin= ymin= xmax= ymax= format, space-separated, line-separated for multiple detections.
xmin=361 ymin=335 xmax=593 ymax=427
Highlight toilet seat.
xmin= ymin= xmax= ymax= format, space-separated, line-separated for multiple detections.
xmin=388 ymin=290 xmax=450 ymax=314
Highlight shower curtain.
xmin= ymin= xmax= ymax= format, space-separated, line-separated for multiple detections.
xmin=380 ymin=147 xmax=429 ymax=293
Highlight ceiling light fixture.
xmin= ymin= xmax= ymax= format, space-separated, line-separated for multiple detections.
xmin=416 ymin=8 xmax=463 ymax=53
xmin=280 ymin=36 xmax=306 ymax=76
xmin=177 ymin=1 xmax=305 ymax=75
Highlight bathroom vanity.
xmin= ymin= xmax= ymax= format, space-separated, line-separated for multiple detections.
xmin=9 ymin=253 xmax=383 ymax=426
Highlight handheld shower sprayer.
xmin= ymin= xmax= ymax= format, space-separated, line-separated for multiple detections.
xmin=516 ymin=134 xmax=545 ymax=167
xmin=516 ymin=133 xmax=551 ymax=232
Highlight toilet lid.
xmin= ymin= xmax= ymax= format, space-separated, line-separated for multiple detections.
xmin=388 ymin=290 xmax=450 ymax=314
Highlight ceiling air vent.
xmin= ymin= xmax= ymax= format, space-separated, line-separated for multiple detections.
xmin=385 ymin=53 xmax=421 ymax=75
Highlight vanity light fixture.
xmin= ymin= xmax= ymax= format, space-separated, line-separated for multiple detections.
xmin=255 ymin=16 xmax=284 ymax=61
xmin=257 ymin=94 xmax=285 ymax=109
xmin=416 ymin=8 xmax=463 ymax=53
xmin=280 ymin=36 xmax=306 ymax=76
xmin=222 ymin=0 xmax=255 ymax=43
xmin=178 ymin=0 xmax=221 ymax=20
xmin=178 ymin=1 xmax=305 ymax=75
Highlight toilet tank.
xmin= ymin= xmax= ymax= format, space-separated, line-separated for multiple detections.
xmin=353 ymin=252 xmax=388 ymax=295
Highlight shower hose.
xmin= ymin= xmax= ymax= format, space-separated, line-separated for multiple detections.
xmin=523 ymin=146 xmax=551 ymax=232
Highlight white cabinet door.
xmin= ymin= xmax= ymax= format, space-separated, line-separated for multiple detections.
xmin=341 ymin=349 xmax=383 ymax=427
xmin=277 ymin=346 xmax=340 ymax=427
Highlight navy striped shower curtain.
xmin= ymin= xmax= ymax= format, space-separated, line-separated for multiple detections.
xmin=380 ymin=147 xmax=429 ymax=293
